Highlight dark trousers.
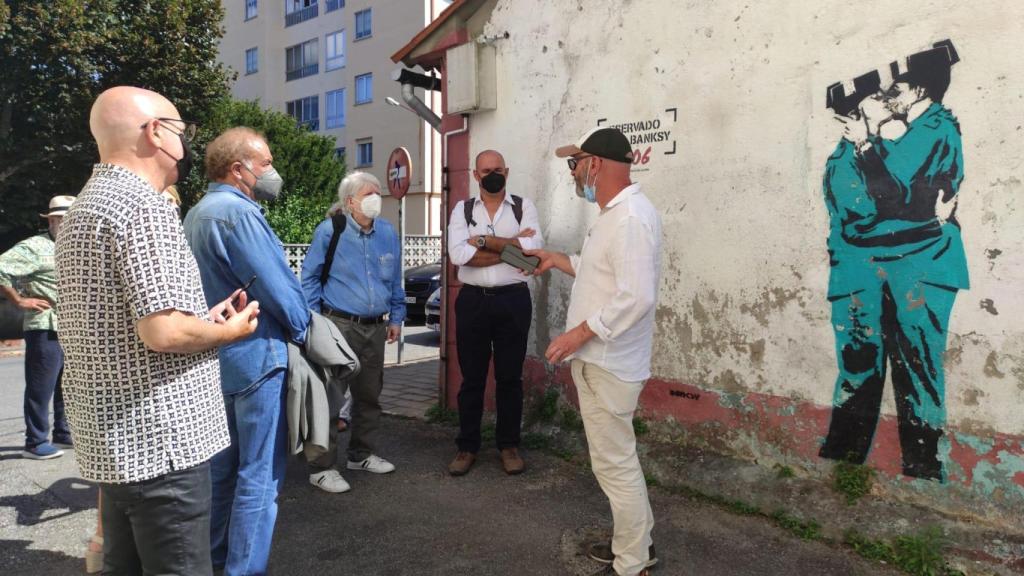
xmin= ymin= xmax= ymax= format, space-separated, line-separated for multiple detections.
xmin=23 ymin=329 xmax=68 ymax=448
xmin=455 ymin=284 xmax=531 ymax=453
xmin=310 ymin=318 xmax=386 ymax=470
xmin=100 ymin=462 xmax=213 ymax=576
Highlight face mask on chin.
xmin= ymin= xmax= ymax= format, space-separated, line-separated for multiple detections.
xmin=579 ymin=159 xmax=597 ymax=203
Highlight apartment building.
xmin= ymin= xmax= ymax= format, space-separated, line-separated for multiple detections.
xmin=218 ymin=0 xmax=449 ymax=235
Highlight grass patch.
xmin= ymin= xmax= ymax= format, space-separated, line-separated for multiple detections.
xmin=560 ymin=407 xmax=584 ymax=432
xmin=774 ymin=463 xmax=796 ymax=479
xmin=530 ymin=388 xmax=560 ymax=424
xmin=424 ymin=403 xmax=458 ymax=426
xmin=480 ymin=422 xmax=495 ymax=443
xmin=644 ymin=472 xmax=659 ymax=487
xmin=522 ymin=432 xmax=551 ymax=450
xmin=632 ymin=416 xmax=649 ymax=436
xmin=845 ymin=527 xmax=964 ymax=576
xmin=833 ymin=459 xmax=875 ymax=504
xmin=771 ymin=509 xmax=822 ymax=541
xmin=551 ymin=445 xmax=576 ymax=461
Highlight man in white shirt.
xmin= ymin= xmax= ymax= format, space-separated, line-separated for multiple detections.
xmin=529 ymin=128 xmax=662 ymax=576
xmin=446 ymin=150 xmax=543 ymax=476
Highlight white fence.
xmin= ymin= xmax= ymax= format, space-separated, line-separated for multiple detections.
xmin=283 ymin=235 xmax=442 ymax=276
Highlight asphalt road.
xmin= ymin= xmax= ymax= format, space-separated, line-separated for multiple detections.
xmin=0 ymin=355 xmax=897 ymax=576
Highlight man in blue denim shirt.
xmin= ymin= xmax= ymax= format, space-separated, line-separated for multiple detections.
xmin=301 ymin=171 xmax=405 ymax=493
xmin=183 ymin=127 xmax=310 ymax=574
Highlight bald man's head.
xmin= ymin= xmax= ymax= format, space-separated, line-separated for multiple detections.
xmin=474 ymin=149 xmax=505 ymax=170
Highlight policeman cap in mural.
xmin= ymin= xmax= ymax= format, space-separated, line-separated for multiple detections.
xmin=888 ymin=39 xmax=959 ymax=100
xmin=826 ymin=70 xmax=882 ymax=116
xmin=556 ymin=127 xmax=634 ymax=163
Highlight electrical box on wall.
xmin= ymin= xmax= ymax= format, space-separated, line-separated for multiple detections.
xmin=446 ymin=43 xmax=496 ymax=114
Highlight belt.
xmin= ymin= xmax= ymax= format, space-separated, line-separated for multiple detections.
xmin=462 ymin=283 xmax=528 ymax=296
xmin=321 ymin=305 xmax=386 ymax=325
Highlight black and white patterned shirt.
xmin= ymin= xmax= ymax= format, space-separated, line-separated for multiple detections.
xmin=55 ymin=164 xmax=229 ymax=484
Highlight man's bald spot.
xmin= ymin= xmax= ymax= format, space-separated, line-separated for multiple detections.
xmin=90 ymin=86 xmax=178 ymax=152
xmin=475 ymin=149 xmax=506 ymax=170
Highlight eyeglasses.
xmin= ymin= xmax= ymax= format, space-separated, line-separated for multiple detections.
xmin=567 ymin=155 xmax=592 ymax=171
xmin=140 ymin=117 xmax=199 ymax=143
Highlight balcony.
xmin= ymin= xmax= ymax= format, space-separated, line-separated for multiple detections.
xmin=285 ymin=4 xmax=318 ymax=27
xmin=285 ymin=63 xmax=318 ymax=82
xmin=325 ymin=0 xmax=344 ymax=12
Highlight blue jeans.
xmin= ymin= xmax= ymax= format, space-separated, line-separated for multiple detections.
xmin=23 ymin=330 xmax=69 ymax=448
xmin=210 ymin=369 xmax=287 ymax=576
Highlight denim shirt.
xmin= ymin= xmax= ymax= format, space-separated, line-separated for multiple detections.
xmin=184 ymin=183 xmax=310 ymax=394
xmin=300 ymin=214 xmax=406 ymax=325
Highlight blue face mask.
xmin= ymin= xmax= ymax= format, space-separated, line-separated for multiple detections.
xmin=581 ymin=160 xmax=597 ymax=203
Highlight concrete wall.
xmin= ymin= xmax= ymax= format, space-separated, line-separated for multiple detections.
xmin=465 ymin=0 xmax=1024 ymax=522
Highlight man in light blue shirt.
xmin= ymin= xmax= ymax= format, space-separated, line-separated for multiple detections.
xmin=301 ymin=171 xmax=405 ymax=493
xmin=183 ymin=127 xmax=310 ymax=574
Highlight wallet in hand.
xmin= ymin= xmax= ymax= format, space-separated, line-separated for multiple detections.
xmin=500 ymin=244 xmax=540 ymax=274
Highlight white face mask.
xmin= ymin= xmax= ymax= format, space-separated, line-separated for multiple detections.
xmin=359 ymin=193 xmax=382 ymax=219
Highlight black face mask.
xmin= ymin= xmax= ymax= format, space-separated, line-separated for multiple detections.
xmin=480 ymin=171 xmax=506 ymax=194
xmin=160 ymin=132 xmax=194 ymax=186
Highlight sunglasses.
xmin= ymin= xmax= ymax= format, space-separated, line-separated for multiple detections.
xmin=567 ymin=154 xmax=593 ymax=171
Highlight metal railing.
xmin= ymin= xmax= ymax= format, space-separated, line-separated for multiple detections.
xmin=285 ymin=63 xmax=318 ymax=82
xmin=284 ymin=4 xmax=318 ymax=27
xmin=282 ymin=235 xmax=441 ymax=277
xmin=325 ymin=0 xmax=344 ymax=12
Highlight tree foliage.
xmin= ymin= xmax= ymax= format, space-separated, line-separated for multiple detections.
xmin=183 ymin=98 xmax=345 ymax=243
xmin=0 ymin=0 xmax=233 ymax=250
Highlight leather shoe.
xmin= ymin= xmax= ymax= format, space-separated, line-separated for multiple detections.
xmin=500 ymin=447 xmax=525 ymax=475
xmin=448 ymin=451 xmax=476 ymax=476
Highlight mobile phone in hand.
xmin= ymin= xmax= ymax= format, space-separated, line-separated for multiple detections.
xmin=233 ymin=275 xmax=257 ymax=306
xmin=500 ymin=245 xmax=540 ymax=274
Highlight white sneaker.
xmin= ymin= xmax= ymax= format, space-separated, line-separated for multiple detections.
xmin=309 ymin=470 xmax=350 ymax=493
xmin=346 ymin=454 xmax=395 ymax=474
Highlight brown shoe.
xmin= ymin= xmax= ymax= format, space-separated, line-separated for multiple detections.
xmin=448 ymin=451 xmax=476 ymax=476
xmin=500 ymin=447 xmax=525 ymax=475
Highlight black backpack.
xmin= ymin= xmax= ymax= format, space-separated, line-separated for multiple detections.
xmin=319 ymin=214 xmax=347 ymax=286
xmin=464 ymin=195 xmax=523 ymax=228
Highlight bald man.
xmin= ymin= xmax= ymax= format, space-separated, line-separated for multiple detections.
xmin=56 ymin=86 xmax=260 ymax=576
xmin=446 ymin=150 xmax=543 ymax=476
xmin=184 ymin=127 xmax=310 ymax=575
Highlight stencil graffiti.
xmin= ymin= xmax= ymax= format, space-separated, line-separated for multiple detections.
xmin=819 ymin=40 xmax=967 ymax=481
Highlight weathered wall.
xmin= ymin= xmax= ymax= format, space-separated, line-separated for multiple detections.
xmin=465 ymin=0 xmax=1024 ymax=522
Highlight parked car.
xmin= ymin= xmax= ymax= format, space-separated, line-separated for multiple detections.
xmin=404 ymin=261 xmax=441 ymax=322
xmin=425 ymin=288 xmax=441 ymax=332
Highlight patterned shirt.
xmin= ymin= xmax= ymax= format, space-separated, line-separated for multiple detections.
xmin=0 ymin=234 xmax=58 ymax=331
xmin=55 ymin=164 xmax=229 ymax=484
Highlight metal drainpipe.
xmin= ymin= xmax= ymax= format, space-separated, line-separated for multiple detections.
xmin=439 ymin=115 xmax=468 ymax=408
xmin=391 ymin=68 xmax=442 ymax=131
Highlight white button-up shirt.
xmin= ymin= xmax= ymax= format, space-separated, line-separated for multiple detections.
xmin=566 ymin=183 xmax=662 ymax=382
xmin=448 ymin=192 xmax=544 ymax=287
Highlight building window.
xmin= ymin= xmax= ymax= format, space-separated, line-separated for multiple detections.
xmin=357 ymin=140 xmax=372 ymax=166
xmin=245 ymin=0 xmax=258 ymax=20
xmin=286 ymin=96 xmax=319 ymax=131
xmin=354 ymin=9 xmax=371 ymax=40
xmin=334 ymin=147 xmax=346 ymax=160
xmin=284 ymin=0 xmax=318 ymax=27
xmin=325 ymin=0 xmax=343 ymax=12
xmin=325 ymin=30 xmax=345 ymax=71
xmin=285 ymin=39 xmax=318 ymax=81
xmin=355 ymin=73 xmax=372 ymax=104
xmin=245 ymin=47 xmax=258 ymax=75
xmin=326 ymin=89 xmax=345 ymax=129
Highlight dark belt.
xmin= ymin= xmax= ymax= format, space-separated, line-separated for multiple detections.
xmin=321 ymin=305 xmax=386 ymax=325
xmin=462 ymin=283 xmax=528 ymax=296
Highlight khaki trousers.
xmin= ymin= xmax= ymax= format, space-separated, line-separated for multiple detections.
xmin=571 ymin=359 xmax=655 ymax=576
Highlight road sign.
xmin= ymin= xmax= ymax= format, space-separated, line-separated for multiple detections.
xmin=387 ymin=147 xmax=412 ymax=200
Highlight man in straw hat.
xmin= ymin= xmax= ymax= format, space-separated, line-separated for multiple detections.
xmin=0 ymin=195 xmax=75 ymax=460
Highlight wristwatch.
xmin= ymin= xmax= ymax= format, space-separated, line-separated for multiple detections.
xmin=475 ymin=235 xmax=487 ymax=248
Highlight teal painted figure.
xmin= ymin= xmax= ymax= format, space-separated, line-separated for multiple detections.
xmin=821 ymin=40 xmax=967 ymax=481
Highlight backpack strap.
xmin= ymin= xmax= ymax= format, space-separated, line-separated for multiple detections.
xmin=463 ymin=198 xmax=477 ymax=227
xmin=319 ymin=214 xmax=347 ymax=286
xmin=511 ymin=195 xmax=523 ymax=225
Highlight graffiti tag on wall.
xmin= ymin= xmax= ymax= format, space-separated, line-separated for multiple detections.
xmin=819 ymin=40 xmax=967 ymax=482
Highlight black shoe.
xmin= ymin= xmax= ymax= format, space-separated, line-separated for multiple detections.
xmin=587 ymin=542 xmax=658 ymax=567
xmin=52 ymin=434 xmax=73 ymax=449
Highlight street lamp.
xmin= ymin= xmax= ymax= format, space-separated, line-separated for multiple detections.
xmin=386 ymin=96 xmax=417 ymax=114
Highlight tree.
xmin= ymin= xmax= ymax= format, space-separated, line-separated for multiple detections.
xmin=0 ymin=0 xmax=232 ymax=250
xmin=185 ymin=98 xmax=345 ymax=243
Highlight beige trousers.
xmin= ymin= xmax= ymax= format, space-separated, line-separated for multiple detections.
xmin=571 ymin=359 xmax=655 ymax=576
